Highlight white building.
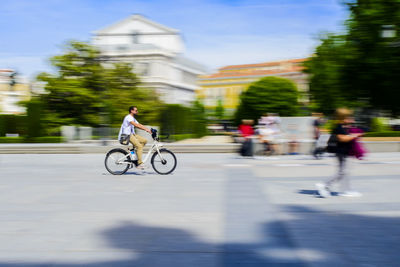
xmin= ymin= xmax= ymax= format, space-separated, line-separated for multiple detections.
xmin=0 ymin=69 xmax=30 ymax=114
xmin=92 ymin=14 xmax=207 ymax=105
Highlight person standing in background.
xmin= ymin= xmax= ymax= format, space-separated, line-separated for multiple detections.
xmin=312 ymin=113 xmax=325 ymax=158
xmin=238 ymin=119 xmax=255 ymax=156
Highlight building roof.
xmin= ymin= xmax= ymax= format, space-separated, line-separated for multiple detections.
xmin=219 ymin=58 xmax=307 ymax=71
xmin=200 ymin=64 xmax=305 ymax=80
xmin=93 ymin=14 xmax=180 ymax=35
xmin=0 ymin=69 xmax=14 ymax=73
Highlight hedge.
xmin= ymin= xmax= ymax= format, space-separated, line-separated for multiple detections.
xmin=0 ymin=137 xmax=24 ymax=143
xmin=363 ymin=131 xmax=400 ymax=137
xmin=0 ymin=115 xmax=27 ymax=136
xmin=159 ymin=104 xmax=207 ymax=138
xmin=0 ymin=136 xmax=63 ymax=143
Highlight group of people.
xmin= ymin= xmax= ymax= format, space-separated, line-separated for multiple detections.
xmin=238 ymin=113 xmax=284 ymax=156
xmin=237 ymin=108 xmax=367 ymax=198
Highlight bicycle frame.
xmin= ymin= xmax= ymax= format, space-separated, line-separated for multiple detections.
xmin=114 ymin=139 xmax=164 ymax=166
xmin=142 ymin=140 xmax=164 ymax=164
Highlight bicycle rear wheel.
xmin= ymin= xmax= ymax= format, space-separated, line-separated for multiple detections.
xmin=151 ymin=148 xmax=177 ymax=175
xmin=105 ymin=148 xmax=130 ymax=175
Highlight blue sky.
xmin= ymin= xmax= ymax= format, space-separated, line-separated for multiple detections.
xmin=0 ymin=0 xmax=348 ymax=79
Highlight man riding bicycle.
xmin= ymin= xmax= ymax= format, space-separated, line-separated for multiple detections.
xmin=118 ymin=106 xmax=152 ymax=169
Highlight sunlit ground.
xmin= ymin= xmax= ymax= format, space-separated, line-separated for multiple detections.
xmin=0 ymin=152 xmax=399 ymax=266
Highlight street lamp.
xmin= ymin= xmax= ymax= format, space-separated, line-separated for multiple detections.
xmin=9 ymin=71 xmax=17 ymax=91
xmin=381 ymin=25 xmax=400 ymax=47
xmin=381 ymin=25 xmax=396 ymax=38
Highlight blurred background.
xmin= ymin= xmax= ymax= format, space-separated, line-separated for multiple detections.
xmin=0 ymin=0 xmax=399 ymax=147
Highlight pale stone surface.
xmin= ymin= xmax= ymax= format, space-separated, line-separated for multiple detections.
xmin=0 ymin=153 xmax=399 ymax=266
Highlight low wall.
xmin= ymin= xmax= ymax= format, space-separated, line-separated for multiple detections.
xmin=0 ymin=140 xmax=399 ymax=154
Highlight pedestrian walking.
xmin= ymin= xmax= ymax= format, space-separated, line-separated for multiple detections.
xmin=316 ymin=108 xmax=363 ymax=197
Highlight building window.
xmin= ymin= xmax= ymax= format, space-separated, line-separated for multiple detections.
xmin=134 ymin=62 xmax=149 ymax=76
xmin=132 ymin=31 xmax=139 ymax=44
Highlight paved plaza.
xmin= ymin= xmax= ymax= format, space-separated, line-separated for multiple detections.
xmin=0 ymin=152 xmax=399 ymax=266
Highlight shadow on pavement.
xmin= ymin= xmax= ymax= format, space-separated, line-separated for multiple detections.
xmin=1 ymin=205 xmax=399 ymax=266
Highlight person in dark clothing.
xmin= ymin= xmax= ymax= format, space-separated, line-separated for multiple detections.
xmin=316 ymin=108 xmax=363 ymax=197
xmin=312 ymin=113 xmax=325 ymax=158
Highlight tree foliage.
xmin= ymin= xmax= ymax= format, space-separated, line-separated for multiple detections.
xmin=305 ymin=0 xmax=400 ymax=116
xmin=159 ymin=101 xmax=208 ymax=138
xmin=303 ymin=35 xmax=350 ymax=114
xmin=34 ymin=40 xmax=161 ymax=130
xmin=234 ymin=76 xmax=299 ymax=124
xmin=214 ymin=99 xmax=225 ymax=121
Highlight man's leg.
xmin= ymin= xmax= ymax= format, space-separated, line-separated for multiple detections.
xmin=134 ymin=134 xmax=147 ymax=147
xmin=133 ymin=134 xmax=148 ymax=165
xmin=129 ymin=135 xmax=144 ymax=165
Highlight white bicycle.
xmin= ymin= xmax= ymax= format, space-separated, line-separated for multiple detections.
xmin=104 ymin=129 xmax=177 ymax=175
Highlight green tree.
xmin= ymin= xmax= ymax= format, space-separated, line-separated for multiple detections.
xmin=342 ymin=0 xmax=400 ymax=116
xmin=303 ymin=35 xmax=350 ymax=115
xmin=159 ymin=104 xmax=192 ymax=136
xmin=26 ymin=97 xmax=43 ymax=138
xmin=102 ymin=63 xmax=161 ymax=127
xmin=214 ymin=99 xmax=225 ymax=121
xmin=305 ymin=0 xmax=400 ymax=116
xmin=159 ymin=101 xmax=208 ymax=139
xmin=234 ymin=76 xmax=299 ymax=124
xmin=34 ymin=40 xmax=161 ymax=132
xmin=191 ymin=100 xmax=208 ymax=137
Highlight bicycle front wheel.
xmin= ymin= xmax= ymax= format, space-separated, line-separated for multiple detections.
xmin=151 ymin=148 xmax=177 ymax=175
xmin=105 ymin=148 xmax=130 ymax=175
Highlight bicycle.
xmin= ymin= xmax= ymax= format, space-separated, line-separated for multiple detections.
xmin=104 ymin=129 xmax=177 ymax=175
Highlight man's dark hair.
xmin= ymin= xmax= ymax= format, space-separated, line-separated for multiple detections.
xmin=129 ymin=106 xmax=137 ymax=113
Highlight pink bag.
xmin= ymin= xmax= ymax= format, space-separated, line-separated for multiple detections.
xmin=348 ymin=127 xmax=367 ymax=159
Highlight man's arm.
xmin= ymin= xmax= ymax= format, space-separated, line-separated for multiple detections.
xmin=130 ymin=121 xmax=152 ymax=133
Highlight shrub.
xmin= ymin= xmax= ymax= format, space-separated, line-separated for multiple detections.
xmin=0 ymin=137 xmax=24 ymax=143
xmin=26 ymin=99 xmax=43 ymax=138
xmin=234 ymin=76 xmax=299 ymax=125
xmin=370 ymin=117 xmax=390 ymax=132
xmin=0 ymin=115 xmax=27 ymax=136
xmin=363 ymin=131 xmax=400 ymax=137
xmin=159 ymin=103 xmax=208 ymax=138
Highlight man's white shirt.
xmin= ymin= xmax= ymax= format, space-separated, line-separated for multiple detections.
xmin=118 ymin=114 xmax=138 ymax=140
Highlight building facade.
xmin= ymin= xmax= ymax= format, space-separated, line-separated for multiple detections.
xmin=92 ymin=14 xmax=207 ymax=105
xmin=197 ymin=58 xmax=309 ymax=112
xmin=0 ymin=69 xmax=30 ymax=114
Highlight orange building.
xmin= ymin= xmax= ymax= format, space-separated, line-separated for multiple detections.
xmin=197 ymin=58 xmax=309 ymax=111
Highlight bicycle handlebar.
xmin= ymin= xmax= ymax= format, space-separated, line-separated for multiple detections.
xmin=151 ymin=128 xmax=158 ymax=140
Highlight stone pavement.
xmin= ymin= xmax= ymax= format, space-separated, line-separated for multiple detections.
xmin=0 ymin=152 xmax=399 ymax=266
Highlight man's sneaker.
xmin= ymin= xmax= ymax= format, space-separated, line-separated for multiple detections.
xmin=339 ymin=191 xmax=362 ymax=197
xmin=136 ymin=163 xmax=146 ymax=170
xmin=316 ymin=183 xmax=331 ymax=198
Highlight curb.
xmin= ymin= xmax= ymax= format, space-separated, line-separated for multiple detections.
xmin=0 ymin=143 xmax=241 ymax=154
